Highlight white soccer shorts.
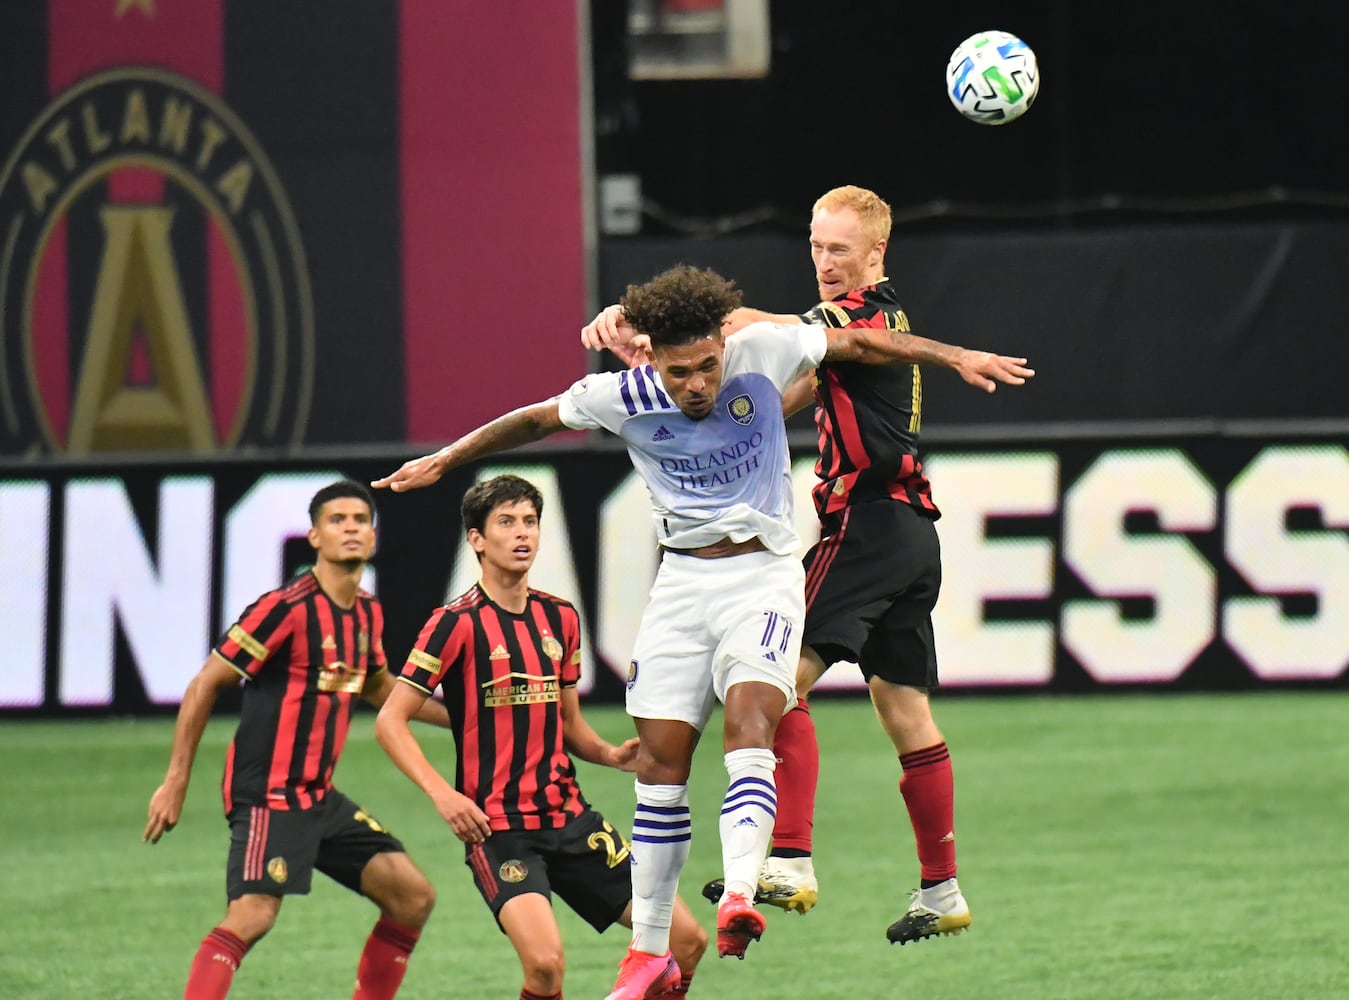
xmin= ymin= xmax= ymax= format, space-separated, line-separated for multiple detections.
xmin=625 ymin=548 xmax=804 ymax=729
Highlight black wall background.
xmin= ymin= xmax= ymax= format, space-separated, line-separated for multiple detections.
xmin=594 ymin=1 xmax=1349 ymax=227
xmin=592 ymin=1 xmax=1349 ymax=428
xmin=597 ymin=223 xmax=1349 ymax=426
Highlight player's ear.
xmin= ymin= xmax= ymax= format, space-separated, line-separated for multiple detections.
xmin=307 ymin=524 xmax=321 ymax=550
xmin=871 ymin=237 xmax=887 ymax=266
xmin=467 ymin=527 xmax=486 ymax=555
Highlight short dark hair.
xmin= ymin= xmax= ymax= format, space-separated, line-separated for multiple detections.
xmin=620 ymin=264 xmax=743 ymax=349
xmin=461 ymin=474 xmax=544 ymax=537
xmin=308 ymin=479 xmax=376 ymax=525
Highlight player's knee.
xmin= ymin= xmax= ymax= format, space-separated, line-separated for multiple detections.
xmin=405 ymin=876 xmax=437 ymax=927
xmin=635 ymin=746 xmax=692 ymax=785
xmin=722 ymin=702 xmax=780 ymax=750
xmin=390 ymin=872 xmax=437 ymax=929
xmin=224 ymin=895 xmax=280 ymax=943
xmin=521 ymin=947 xmax=565 ymax=994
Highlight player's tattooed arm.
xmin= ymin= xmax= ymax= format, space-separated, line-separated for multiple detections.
xmin=822 ymin=327 xmax=1035 ymax=394
xmin=372 ymin=399 xmax=566 ymax=493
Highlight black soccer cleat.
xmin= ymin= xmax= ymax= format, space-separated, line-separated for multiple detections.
xmin=886 ymin=882 xmax=972 ymax=945
xmin=701 ymin=877 xmax=725 ymax=905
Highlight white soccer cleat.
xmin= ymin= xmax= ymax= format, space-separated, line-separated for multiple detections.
xmin=756 ymin=855 xmax=819 ymax=914
xmin=886 ymin=877 xmax=972 ymax=944
xmin=701 ymin=855 xmax=820 ymax=914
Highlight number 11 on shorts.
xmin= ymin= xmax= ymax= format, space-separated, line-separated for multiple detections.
xmin=760 ymin=611 xmax=792 ymax=662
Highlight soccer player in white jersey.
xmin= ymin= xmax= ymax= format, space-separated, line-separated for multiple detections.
xmin=372 ymin=265 xmax=1030 ymax=1000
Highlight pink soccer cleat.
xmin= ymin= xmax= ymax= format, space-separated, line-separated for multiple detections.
xmin=603 ymin=945 xmax=680 ymax=1000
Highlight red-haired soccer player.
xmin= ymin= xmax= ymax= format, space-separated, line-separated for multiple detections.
xmin=586 ymin=186 xmax=1035 ymax=945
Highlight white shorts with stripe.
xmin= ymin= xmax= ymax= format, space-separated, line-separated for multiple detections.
xmin=625 ymin=548 xmax=804 ymax=729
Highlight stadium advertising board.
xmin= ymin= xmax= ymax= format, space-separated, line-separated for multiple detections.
xmin=2 ymin=434 xmax=1345 ymax=715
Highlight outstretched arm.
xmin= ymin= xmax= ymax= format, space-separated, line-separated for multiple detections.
xmin=822 ymin=327 xmax=1035 ymax=393
xmin=580 ymin=304 xmax=804 ymax=358
xmin=144 ymin=655 xmax=242 ymax=844
xmin=722 ymin=307 xmax=803 ymax=335
xmin=371 ymin=398 xmax=566 ymax=493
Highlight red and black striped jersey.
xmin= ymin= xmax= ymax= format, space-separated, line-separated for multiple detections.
xmin=398 ymin=584 xmax=587 ymax=832
xmin=212 ymin=570 xmax=387 ymax=813
xmin=802 ymin=280 xmax=940 ymax=520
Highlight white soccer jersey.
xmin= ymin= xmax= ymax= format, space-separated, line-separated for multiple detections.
xmin=558 ymin=322 xmax=829 ymax=555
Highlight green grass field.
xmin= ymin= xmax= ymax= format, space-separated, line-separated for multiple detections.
xmin=2 ymin=693 xmax=1347 ymax=999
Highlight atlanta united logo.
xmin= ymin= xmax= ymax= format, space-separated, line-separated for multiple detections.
xmin=0 ymin=67 xmax=313 ymax=454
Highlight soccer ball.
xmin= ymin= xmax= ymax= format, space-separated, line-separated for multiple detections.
xmin=945 ymin=30 xmax=1039 ymax=125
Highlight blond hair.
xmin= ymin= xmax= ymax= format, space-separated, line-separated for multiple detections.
xmin=812 ymin=185 xmax=892 ymax=247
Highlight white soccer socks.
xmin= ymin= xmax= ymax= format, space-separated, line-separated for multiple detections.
xmin=630 ymin=781 xmax=692 ymax=956
xmin=719 ymin=748 xmax=778 ymax=901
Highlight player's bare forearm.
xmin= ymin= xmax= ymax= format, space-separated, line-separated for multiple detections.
xmin=145 ymin=655 xmax=238 ymax=843
xmin=780 ymin=370 xmax=816 ymax=417
xmin=374 ymin=683 xmax=456 ymax=799
xmin=824 ymin=327 xmax=962 ymax=367
xmin=824 ymin=327 xmax=1034 ymax=393
xmin=561 ymin=688 xmax=638 ymax=770
xmin=376 ymin=681 xmax=492 ymax=841
xmin=723 ymin=307 xmax=803 ymax=335
xmin=372 ymin=399 xmax=566 ymax=493
xmin=163 ymin=657 xmax=235 ymax=783
xmin=562 ymin=710 xmax=611 ymax=765
xmin=441 ymin=400 xmax=564 ymax=465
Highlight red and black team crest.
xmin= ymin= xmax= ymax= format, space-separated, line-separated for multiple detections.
xmin=0 ymin=67 xmax=313 ymax=454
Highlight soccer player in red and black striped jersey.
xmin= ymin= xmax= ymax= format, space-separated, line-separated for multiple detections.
xmin=720 ymin=185 xmax=1033 ymax=943
xmin=144 ymin=480 xmax=448 ymax=1000
xmin=375 ymin=475 xmax=707 ymax=1000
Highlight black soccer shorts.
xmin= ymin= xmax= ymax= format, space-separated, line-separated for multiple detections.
xmin=225 ymin=789 xmax=405 ymax=900
xmin=465 ymin=808 xmax=633 ymax=932
xmin=802 ymin=498 xmax=942 ymax=688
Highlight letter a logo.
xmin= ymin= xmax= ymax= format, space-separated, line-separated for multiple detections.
xmin=67 ymin=206 xmax=215 ymax=451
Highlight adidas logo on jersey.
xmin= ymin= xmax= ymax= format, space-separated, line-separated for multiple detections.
xmin=489 ymin=645 xmax=510 ymax=660
xmin=651 ymin=425 xmax=675 ymax=441
xmin=734 ymin=816 xmax=759 ymax=828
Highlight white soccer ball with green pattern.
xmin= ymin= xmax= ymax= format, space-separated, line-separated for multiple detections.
xmin=945 ymin=30 xmax=1039 ymax=125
